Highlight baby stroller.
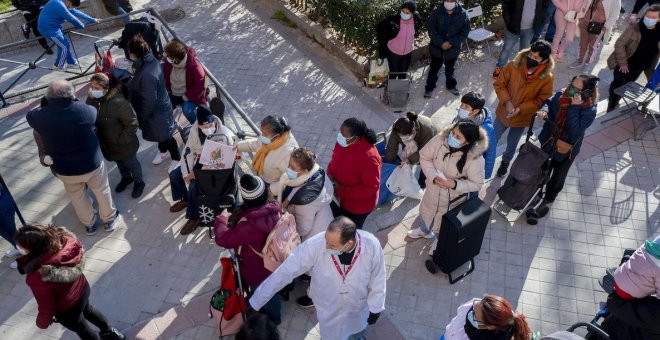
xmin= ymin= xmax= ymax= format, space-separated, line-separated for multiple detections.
xmin=382 ymin=72 xmax=413 ymax=112
xmin=492 ymin=116 xmax=559 ymax=222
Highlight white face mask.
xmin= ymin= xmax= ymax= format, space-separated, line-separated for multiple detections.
xmin=400 ymin=134 xmax=414 ymax=142
xmin=202 ymin=127 xmax=216 ymax=135
xmin=400 ymin=12 xmax=412 ymax=20
xmin=457 ymin=108 xmax=471 ymax=119
xmin=444 ymin=1 xmax=456 ymax=10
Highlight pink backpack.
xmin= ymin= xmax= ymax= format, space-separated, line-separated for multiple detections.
xmin=250 ymin=211 xmax=300 ymax=272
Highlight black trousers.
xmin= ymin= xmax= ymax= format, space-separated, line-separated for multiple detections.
xmin=418 ymin=168 xmax=426 ymax=189
xmin=425 ymin=55 xmax=458 ymax=91
xmin=331 ymin=201 xmax=370 ymax=229
xmin=387 ymin=52 xmax=412 ymax=79
xmin=543 ymin=156 xmax=575 ymax=202
xmin=54 ymin=283 xmax=111 ymax=340
xmin=607 ymin=65 xmax=646 ymax=111
xmin=23 ymin=10 xmax=49 ymax=49
xmin=157 ymin=137 xmax=181 ymax=161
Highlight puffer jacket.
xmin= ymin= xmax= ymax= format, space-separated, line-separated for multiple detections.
xmin=237 ymin=134 xmax=298 ymax=196
xmin=162 ymin=47 xmax=208 ymax=106
xmin=180 ymin=116 xmax=236 ymax=179
xmin=427 ymin=3 xmax=470 ymax=60
xmin=607 ymin=21 xmax=660 ymax=80
xmin=281 ymin=167 xmax=334 ymax=241
xmin=452 ymin=107 xmax=497 ymax=178
xmin=376 ymin=12 xmax=423 ymax=59
xmin=384 ymin=114 xmax=438 ymax=165
xmin=494 ymin=48 xmax=555 ymax=128
xmin=418 ymin=125 xmax=487 ymax=230
xmin=18 ymin=233 xmax=86 ymax=329
xmin=86 ymin=87 xmax=139 ymax=162
xmin=127 ymin=51 xmax=176 ymax=143
xmin=213 ymin=201 xmax=281 ymax=287
xmin=612 ymin=242 xmax=660 ymax=299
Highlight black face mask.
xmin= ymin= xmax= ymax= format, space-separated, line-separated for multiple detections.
xmin=526 ymin=57 xmax=540 ymax=69
xmin=464 ymin=308 xmax=514 ymax=340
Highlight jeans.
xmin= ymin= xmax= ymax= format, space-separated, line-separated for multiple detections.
xmin=387 ymin=52 xmax=412 ymax=79
xmin=22 ymin=10 xmax=49 ymax=49
xmin=496 ymin=29 xmax=534 ymax=68
xmin=158 ymin=137 xmax=181 ymax=161
xmin=533 ymin=2 xmax=557 ymax=42
xmin=169 ymin=94 xmax=197 ymax=125
xmin=348 ymin=329 xmax=366 ymax=340
xmin=115 ymin=154 xmax=143 ymax=183
xmin=169 ymin=167 xmax=199 ymax=219
xmin=608 ymin=65 xmax=646 ymax=111
xmin=115 ymin=3 xmax=131 ymax=24
xmin=54 ymin=283 xmax=112 ymax=340
xmin=418 ymin=217 xmax=434 ymax=234
xmin=494 ymin=118 xmax=526 ymax=163
xmin=0 ymin=186 xmax=17 ymax=247
xmin=48 ymin=30 xmax=77 ymax=69
xmin=544 ymin=157 xmax=575 ymax=201
xmin=425 ymin=55 xmax=458 ymax=91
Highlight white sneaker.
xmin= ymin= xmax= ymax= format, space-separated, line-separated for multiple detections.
xmin=5 ymin=247 xmax=20 ymax=257
xmin=10 ymin=261 xmax=17 ymax=269
xmin=407 ymin=228 xmax=435 ymax=239
xmin=152 ymin=152 xmax=169 ymax=165
xmin=567 ymin=60 xmax=583 ymax=69
xmin=50 ymin=65 xmax=67 ymax=72
xmin=168 ymin=160 xmax=180 ymax=173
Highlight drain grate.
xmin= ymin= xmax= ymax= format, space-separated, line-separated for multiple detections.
xmin=160 ymin=7 xmax=186 ymax=23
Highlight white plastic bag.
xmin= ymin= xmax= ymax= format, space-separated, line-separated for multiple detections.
xmin=386 ymin=164 xmax=423 ymax=200
xmin=367 ymin=58 xmax=389 ymax=86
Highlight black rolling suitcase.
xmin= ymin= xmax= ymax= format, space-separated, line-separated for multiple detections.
xmin=425 ymin=193 xmax=491 ymax=284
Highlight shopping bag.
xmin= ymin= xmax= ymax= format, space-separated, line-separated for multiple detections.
xmin=367 ymin=58 xmax=389 ymax=86
xmin=386 ymin=164 xmax=423 ymax=200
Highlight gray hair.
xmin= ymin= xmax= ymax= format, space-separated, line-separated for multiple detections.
xmin=46 ymin=79 xmax=76 ymax=99
xmin=327 ymin=216 xmax=357 ymax=244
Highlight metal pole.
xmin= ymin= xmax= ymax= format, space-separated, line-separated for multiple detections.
xmin=0 ymin=172 xmax=27 ymax=227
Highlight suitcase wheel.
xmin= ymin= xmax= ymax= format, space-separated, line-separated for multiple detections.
xmin=425 ymin=259 xmax=439 ymax=274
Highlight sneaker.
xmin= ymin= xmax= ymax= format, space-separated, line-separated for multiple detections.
xmin=50 ymin=65 xmax=67 ymax=72
xmin=296 ymin=295 xmax=314 ymax=308
xmin=131 ymin=182 xmax=145 ymax=198
xmin=169 ymin=200 xmax=188 ymax=213
xmin=424 ymin=90 xmax=433 ymax=99
xmin=568 ymin=60 xmax=583 ymax=69
xmin=492 ymin=67 xmax=502 ymax=78
xmin=180 ymin=219 xmax=199 ymax=235
xmin=152 ymin=152 xmax=169 ymax=165
xmin=21 ymin=23 xmax=30 ymax=39
xmin=5 ymin=247 xmax=21 ymax=257
xmin=167 ymin=160 xmax=180 ymax=173
xmin=407 ymin=228 xmax=435 ymax=239
xmin=114 ymin=177 xmax=134 ymax=193
xmin=447 ymin=87 xmax=460 ymax=96
xmin=10 ymin=261 xmax=18 ymax=269
xmin=86 ymin=224 xmax=98 ymax=236
xmin=496 ymin=161 xmax=510 ymax=177
xmin=44 ymin=47 xmax=54 ymax=55
xmin=104 ymin=212 xmax=122 ymax=232
xmin=99 ymin=327 xmax=126 ymax=340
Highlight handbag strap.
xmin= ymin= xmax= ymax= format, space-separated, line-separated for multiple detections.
xmin=589 ymin=0 xmax=597 ymax=20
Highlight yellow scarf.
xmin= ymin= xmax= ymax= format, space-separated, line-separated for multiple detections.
xmin=252 ymin=131 xmax=290 ymax=175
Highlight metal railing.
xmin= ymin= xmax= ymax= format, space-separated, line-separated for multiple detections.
xmin=0 ymin=8 xmax=260 ymax=138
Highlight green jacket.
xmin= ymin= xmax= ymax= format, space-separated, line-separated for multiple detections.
xmin=86 ymin=88 xmax=139 ymax=162
xmin=384 ymin=114 xmax=438 ymax=164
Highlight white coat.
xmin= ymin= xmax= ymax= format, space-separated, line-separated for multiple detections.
xmin=249 ymin=230 xmax=387 ymax=340
xmin=180 ymin=116 xmax=236 ymax=178
xmin=237 ymin=133 xmax=298 ymax=196
xmin=444 ymin=298 xmax=479 ymax=340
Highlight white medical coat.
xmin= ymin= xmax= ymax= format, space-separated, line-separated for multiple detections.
xmin=249 ymin=230 xmax=387 ymax=340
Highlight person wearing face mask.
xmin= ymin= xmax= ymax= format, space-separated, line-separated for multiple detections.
xmin=168 ymin=105 xmax=235 ymax=235
xmin=375 ymin=1 xmax=422 ymax=79
xmin=237 ymin=115 xmax=298 ymax=198
xmin=14 ymin=224 xmax=125 ymax=339
xmin=37 ymin=0 xmax=99 ymax=71
xmin=442 ymin=294 xmax=531 ymax=340
xmin=162 ymin=39 xmax=208 ymax=125
xmin=383 ymin=111 xmax=438 ymax=188
xmin=527 ymin=74 xmax=598 ymax=223
xmin=493 ymin=40 xmax=555 ymax=177
xmin=424 ymin=0 xmax=470 ymax=97
xmin=327 ymin=118 xmax=382 ymax=230
xmin=407 ymin=119 xmax=487 ymax=242
xmin=86 ymin=73 xmax=144 ymax=199
xmin=452 ymin=92 xmax=497 ymax=179
xmin=248 ymin=216 xmax=386 ymax=340
xmin=568 ymin=0 xmax=622 ymax=69
xmin=606 ymin=5 xmax=660 ymax=112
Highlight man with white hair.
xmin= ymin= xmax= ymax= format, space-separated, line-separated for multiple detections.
xmin=27 ymin=79 xmax=120 ymax=236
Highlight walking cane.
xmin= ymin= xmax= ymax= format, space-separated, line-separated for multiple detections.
xmin=0 ymin=172 xmax=27 ymax=227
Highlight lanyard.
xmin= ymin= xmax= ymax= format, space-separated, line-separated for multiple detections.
xmin=331 ymin=233 xmax=362 ymax=283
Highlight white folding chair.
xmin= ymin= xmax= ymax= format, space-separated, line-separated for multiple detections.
xmin=465 ymin=6 xmax=495 ymax=63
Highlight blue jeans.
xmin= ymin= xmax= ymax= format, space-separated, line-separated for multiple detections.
xmin=496 ymin=29 xmax=534 ymax=68
xmin=0 ymin=186 xmax=18 ymax=247
xmin=494 ymin=118 xmax=526 ymax=163
xmin=348 ymin=329 xmax=366 ymax=340
xmin=169 ymin=167 xmax=199 ymax=219
xmin=418 ymin=217 xmax=434 ymax=234
xmin=169 ymin=94 xmax=197 ymax=125
xmin=533 ymin=2 xmax=557 ymax=42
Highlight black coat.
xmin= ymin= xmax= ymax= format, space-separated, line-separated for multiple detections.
xmin=375 ymin=13 xmax=422 ymax=59
xmin=502 ymin=0 xmax=549 ymax=35
xmin=127 ymin=52 xmax=176 ymax=143
xmin=427 ymin=4 xmax=470 ymax=60
xmin=11 ymin=0 xmax=47 ymax=12
xmin=588 ymin=294 xmax=660 ymax=340
xmin=86 ymin=87 xmax=140 ymax=162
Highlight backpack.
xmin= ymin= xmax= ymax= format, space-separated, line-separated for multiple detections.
xmin=250 ymin=211 xmax=300 ymax=272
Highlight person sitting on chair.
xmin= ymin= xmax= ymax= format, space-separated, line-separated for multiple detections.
xmin=169 ymin=105 xmax=235 ymax=235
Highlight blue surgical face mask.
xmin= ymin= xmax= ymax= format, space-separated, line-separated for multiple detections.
xmin=447 ymin=133 xmax=463 ymax=149
xmin=467 ymin=308 xmax=480 ymax=328
xmin=91 ymin=90 xmax=105 ymax=99
xmin=400 ymin=12 xmax=412 ymax=20
xmin=259 ymin=135 xmax=272 ymax=145
xmin=286 ymin=167 xmax=299 ymax=180
xmin=325 ymin=243 xmax=348 ymax=256
xmin=336 ymin=132 xmax=353 ymax=147
xmin=457 ymin=108 xmax=471 ymax=119
xmin=643 ymin=16 xmax=657 ymax=28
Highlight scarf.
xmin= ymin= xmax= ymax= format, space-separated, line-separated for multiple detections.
xmin=555 ymin=88 xmax=595 ymax=138
xmin=521 ymin=62 xmax=547 ymax=81
xmin=252 ymin=131 xmax=290 ymax=175
xmin=277 ymin=163 xmax=321 ymax=207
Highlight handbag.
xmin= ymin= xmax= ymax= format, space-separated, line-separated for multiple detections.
xmin=555 ymin=138 xmax=573 ymax=154
xmin=564 ymin=0 xmax=577 ymax=22
xmin=586 ymin=0 xmax=604 ymax=34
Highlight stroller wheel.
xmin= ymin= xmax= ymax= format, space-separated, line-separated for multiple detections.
xmin=525 ymin=208 xmax=539 ymax=225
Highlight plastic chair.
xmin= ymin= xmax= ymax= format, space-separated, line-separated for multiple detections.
xmin=465 ymin=6 xmax=495 ymax=63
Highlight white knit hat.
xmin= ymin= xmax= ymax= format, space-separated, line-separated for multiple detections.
xmin=239 ymin=174 xmax=266 ymax=201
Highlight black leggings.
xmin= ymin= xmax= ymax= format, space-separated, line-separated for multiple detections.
xmin=54 ymin=282 xmax=111 ymax=340
xmin=157 ymin=137 xmax=181 ymax=161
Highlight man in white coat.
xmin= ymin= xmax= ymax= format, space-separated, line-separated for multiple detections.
xmin=249 ymin=216 xmax=387 ymax=340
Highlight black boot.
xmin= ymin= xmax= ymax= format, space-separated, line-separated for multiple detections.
xmin=536 ymin=200 xmax=552 ymax=218
xmin=496 ymin=161 xmax=510 ymax=177
xmin=131 ymin=182 xmax=145 ymax=198
xmin=115 ymin=177 xmax=134 ymax=193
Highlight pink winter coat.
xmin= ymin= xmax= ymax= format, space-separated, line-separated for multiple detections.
xmin=613 ymin=243 xmax=660 ymax=298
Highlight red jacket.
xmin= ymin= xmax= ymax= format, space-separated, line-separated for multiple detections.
xmin=327 ymin=138 xmax=382 ymax=214
xmin=21 ymin=236 xmax=87 ymax=329
xmin=162 ymin=47 xmax=208 ymax=105
xmin=214 ymin=201 xmax=281 ymax=288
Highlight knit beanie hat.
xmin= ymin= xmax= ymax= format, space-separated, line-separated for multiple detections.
xmin=196 ymin=105 xmax=214 ymax=125
xmin=239 ymin=174 xmax=268 ymax=207
xmin=401 ymin=1 xmax=417 ymax=12
xmin=646 ymin=235 xmax=660 ymax=260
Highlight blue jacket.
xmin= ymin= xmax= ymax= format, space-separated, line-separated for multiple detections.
xmin=452 ymin=107 xmax=497 ymax=178
xmin=37 ymin=0 xmax=95 ymax=37
xmin=538 ymin=91 xmax=597 ymax=161
xmin=26 ymin=97 xmax=102 ymax=176
xmin=646 ymin=63 xmax=660 ymax=93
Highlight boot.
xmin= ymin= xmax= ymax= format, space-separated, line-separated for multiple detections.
xmin=114 ymin=177 xmax=134 ymax=193
xmin=131 ymin=182 xmax=145 ymax=198
xmin=496 ymin=161 xmax=510 ymax=177
xmin=536 ymin=200 xmax=552 ymax=218
xmin=100 ymin=328 xmax=125 ymax=340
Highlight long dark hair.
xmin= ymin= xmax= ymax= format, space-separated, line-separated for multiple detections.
xmin=392 ymin=111 xmax=419 ymax=135
xmin=342 ymin=117 xmax=378 ymax=144
xmin=15 ymin=224 xmax=69 ymax=256
xmin=444 ymin=119 xmax=480 ymax=173
xmin=261 ymin=115 xmax=291 ymax=136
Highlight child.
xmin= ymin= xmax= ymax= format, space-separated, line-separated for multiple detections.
xmin=452 ymin=92 xmax=497 ymax=179
xmin=612 ymin=235 xmax=660 ymax=299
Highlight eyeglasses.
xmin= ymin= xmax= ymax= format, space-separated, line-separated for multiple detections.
xmin=469 ymin=301 xmax=488 ymax=327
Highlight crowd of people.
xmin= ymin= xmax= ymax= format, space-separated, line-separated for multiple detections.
xmin=1 ymin=0 xmax=660 ymax=339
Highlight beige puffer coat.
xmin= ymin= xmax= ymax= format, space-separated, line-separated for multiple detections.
xmin=418 ymin=126 xmax=488 ymax=231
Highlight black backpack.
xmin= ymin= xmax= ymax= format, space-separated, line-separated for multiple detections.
xmin=118 ymin=17 xmax=163 ymax=60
